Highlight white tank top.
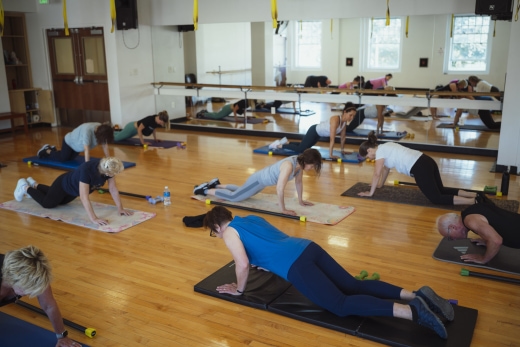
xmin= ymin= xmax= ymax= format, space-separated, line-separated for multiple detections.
xmin=315 ymin=116 xmax=346 ymax=137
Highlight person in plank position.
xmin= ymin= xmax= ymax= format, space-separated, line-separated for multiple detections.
xmin=114 ymin=111 xmax=169 ymax=145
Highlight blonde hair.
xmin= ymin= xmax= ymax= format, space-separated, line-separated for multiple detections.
xmin=158 ymin=111 xmax=169 ymax=130
xmin=99 ymin=157 xmax=124 ymax=176
xmin=2 ymin=245 xmax=52 ymax=297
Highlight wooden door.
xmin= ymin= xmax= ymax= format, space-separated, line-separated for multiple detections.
xmin=47 ymin=27 xmax=110 ymax=127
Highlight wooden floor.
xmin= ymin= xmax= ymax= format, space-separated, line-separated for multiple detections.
xmin=0 ymin=125 xmax=519 ymax=347
xmin=183 ymin=100 xmax=501 ymax=150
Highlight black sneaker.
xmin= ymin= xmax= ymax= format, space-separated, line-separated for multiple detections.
xmin=37 ymin=144 xmax=51 ymax=158
xmin=207 ymin=178 xmax=220 ymax=189
xmin=49 ymin=145 xmax=57 ymax=152
xmin=475 ymin=191 xmax=493 ymax=205
xmin=415 ymin=286 xmax=454 ymax=321
xmin=193 ymin=183 xmax=209 ymax=196
xmin=409 ymin=297 xmax=448 ymax=339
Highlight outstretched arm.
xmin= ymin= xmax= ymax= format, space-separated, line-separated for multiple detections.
xmin=276 ymin=161 xmax=295 ymax=215
xmin=83 ymin=145 xmax=90 ymax=162
xmin=358 ymin=159 xmax=386 ymax=197
xmin=137 ymin=123 xmax=147 ymax=145
xmin=108 ymin=177 xmax=133 ymax=217
xmin=328 ymin=116 xmax=340 ymax=158
xmin=461 ymin=215 xmax=503 ymax=264
xmin=217 ymin=228 xmax=250 ymax=295
xmin=79 ymin=182 xmax=107 ymax=225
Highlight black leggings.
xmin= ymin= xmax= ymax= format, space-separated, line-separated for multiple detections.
xmin=410 ymin=155 xmax=459 ymax=205
xmin=263 ymin=100 xmax=283 ymax=109
xmin=27 ymin=174 xmax=77 ymax=208
xmin=478 ymin=110 xmax=501 ymax=130
xmin=281 ymin=124 xmax=320 ymax=153
xmin=47 ymin=138 xmax=80 ymax=162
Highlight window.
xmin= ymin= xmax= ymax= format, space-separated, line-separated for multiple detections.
xmin=446 ymin=15 xmax=491 ymax=73
xmin=363 ymin=18 xmax=402 ymax=71
xmin=294 ymin=21 xmax=322 ymax=69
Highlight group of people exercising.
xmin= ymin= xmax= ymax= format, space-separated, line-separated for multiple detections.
xmin=5 ymin=84 xmax=512 ymax=343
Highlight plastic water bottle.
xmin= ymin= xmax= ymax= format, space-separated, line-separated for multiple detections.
xmin=163 ymin=186 xmax=171 ymax=206
xmin=501 ymin=169 xmax=510 ymax=196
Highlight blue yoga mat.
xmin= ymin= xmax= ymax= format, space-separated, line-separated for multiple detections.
xmin=253 ymin=145 xmax=364 ymax=163
xmin=346 ymin=129 xmax=408 ymax=139
xmin=114 ymin=138 xmax=185 ymax=148
xmin=254 ymin=108 xmax=316 ymax=116
xmin=22 ymin=156 xmax=136 ymax=170
xmin=0 ymin=311 xmax=90 ymax=347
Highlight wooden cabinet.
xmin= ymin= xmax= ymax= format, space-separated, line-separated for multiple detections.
xmin=2 ymin=12 xmax=55 ymax=127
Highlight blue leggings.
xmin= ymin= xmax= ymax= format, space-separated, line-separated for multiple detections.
xmin=114 ymin=122 xmax=138 ymax=142
xmin=214 ymin=172 xmax=267 ymax=202
xmin=205 ymin=104 xmax=233 ymax=119
xmin=287 ymin=242 xmax=402 ymax=317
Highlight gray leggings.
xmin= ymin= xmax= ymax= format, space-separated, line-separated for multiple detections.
xmin=214 ymin=172 xmax=268 ymax=202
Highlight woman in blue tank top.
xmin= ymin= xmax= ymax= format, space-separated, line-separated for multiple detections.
xmin=202 ymin=206 xmax=454 ymax=339
xmin=193 ymin=149 xmax=322 ymax=216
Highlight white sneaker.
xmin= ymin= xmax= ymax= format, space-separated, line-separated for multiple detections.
xmin=269 ymin=140 xmax=281 ymax=149
xmin=279 ymin=137 xmax=288 ymax=145
xmin=14 ymin=178 xmax=29 ymax=202
xmin=27 ymin=177 xmax=38 ymax=189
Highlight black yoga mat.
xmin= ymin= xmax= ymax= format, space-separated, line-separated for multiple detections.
xmin=254 ymin=107 xmax=316 ymax=116
xmin=341 ymin=182 xmax=519 ymax=212
xmin=113 ymin=138 xmax=184 ymax=148
xmin=433 ymin=238 xmax=520 ymax=276
xmin=436 ymin=123 xmax=500 ymax=132
xmin=195 ymin=261 xmax=478 ymax=347
xmin=196 ymin=115 xmax=270 ymax=124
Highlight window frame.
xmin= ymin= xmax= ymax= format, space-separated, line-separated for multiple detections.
xmin=444 ymin=15 xmax=493 ymax=75
xmin=360 ymin=17 xmax=404 ymax=73
xmin=292 ymin=21 xmax=323 ymax=70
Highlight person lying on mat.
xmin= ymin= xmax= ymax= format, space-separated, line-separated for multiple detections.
xmin=13 ymin=157 xmax=133 ymax=226
xmin=37 ymin=123 xmax=113 ymax=163
xmin=114 ymin=111 xmax=169 ymax=145
xmin=1 ymin=245 xmax=82 ymax=347
xmin=358 ymin=131 xmax=477 ymax=205
xmin=196 ymin=100 xmax=247 ymax=122
xmin=269 ymin=102 xmax=357 ymax=158
xmin=204 ymin=206 xmax=453 ymax=339
xmin=436 ymin=194 xmax=520 ymax=264
xmin=193 ymin=149 xmax=322 ymax=216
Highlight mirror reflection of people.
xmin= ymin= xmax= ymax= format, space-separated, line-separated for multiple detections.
xmin=431 ymin=79 xmax=472 ymax=120
xmin=114 ymin=111 xmax=169 ymax=145
xmin=196 ymin=100 xmax=247 ymax=122
xmin=358 ymin=131 xmax=477 ymax=205
xmin=436 ymin=194 xmax=520 ymax=264
xmin=204 ymin=206 xmax=453 ymax=339
xmin=364 ymin=74 xmax=392 ymax=90
xmin=304 ymin=75 xmax=331 ymax=88
xmin=1 ymin=245 xmax=83 ymax=347
xmin=270 ymin=102 xmax=357 ymax=159
xmin=37 ymin=123 xmax=113 ymax=163
xmin=338 ymin=75 xmax=365 ymax=91
xmin=13 ymin=157 xmax=133 ymax=226
xmin=193 ymin=149 xmax=322 ymax=216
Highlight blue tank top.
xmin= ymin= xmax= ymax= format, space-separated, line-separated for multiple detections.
xmin=229 ymin=216 xmax=311 ymax=280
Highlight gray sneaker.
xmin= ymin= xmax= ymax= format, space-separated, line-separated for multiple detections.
xmin=415 ymin=286 xmax=454 ymax=321
xmin=409 ymin=297 xmax=448 ymax=339
xmin=14 ymin=178 xmax=29 ymax=202
xmin=27 ymin=177 xmax=38 ymax=189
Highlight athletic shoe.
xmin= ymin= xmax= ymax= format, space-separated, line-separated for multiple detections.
xmin=269 ymin=139 xmax=281 ymax=149
xmin=37 ymin=144 xmax=51 ymax=158
xmin=409 ymin=297 xmax=448 ymax=339
xmin=207 ymin=178 xmax=221 ymax=189
xmin=14 ymin=178 xmax=29 ymax=202
xmin=415 ymin=286 xmax=454 ymax=321
xmin=26 ymin=177 xmax=38 ymax=189
xmin=279 ymin=137 xmax=288 ymax=145
xmin=193 ymin=183 xmax=209 ymax=196
xmin=475 ymin=192 xmax=493 ymax=205
xmin=49 ymin=145 xmax=57 ymax=151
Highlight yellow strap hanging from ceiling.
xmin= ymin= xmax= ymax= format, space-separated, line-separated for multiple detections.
xmin=450 ymin=14 xmax=454 ymax=38
xmin=386 ymin=0 xmax=390 ymax=26
xmin=271 ymin=0 xmax=278 ymax=29
xmin=63 ymin=0 xmax=69 ymax=36
xmin=330 ymin=19 xmax=333 ymax=38
xmin=405 ymin=16 xmax=409 ymax=38
xmin=193 ymin=0 xmax=198 ymax=30
xmin=0 ymin=0 xmax=4 ymax=37
xmin=110 ymin=0 xmax=116 ymax=33
xmin=515 ymin=0 xmax=519 ymax=21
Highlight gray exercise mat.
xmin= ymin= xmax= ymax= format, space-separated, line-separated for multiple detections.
xmin=433 ymin=238 xmax=520 ymax=276
xmin=341 ymin=182 xmax=519 ymax=212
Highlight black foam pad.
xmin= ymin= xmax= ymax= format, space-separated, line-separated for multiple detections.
xmin=433 ymin=238 xmax=520 ymax=276
xmin=268 ymin=285 xmax=363 ymax=335
xmin=194 ymin=261 xmax=291 ymax=309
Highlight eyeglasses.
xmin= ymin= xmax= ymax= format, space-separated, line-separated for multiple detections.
xmin=209 ymin=229 xmax=217 ymax=237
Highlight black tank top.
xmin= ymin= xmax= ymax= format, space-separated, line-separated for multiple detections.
xmin=461 ymin=203 xmax=520 ymax=248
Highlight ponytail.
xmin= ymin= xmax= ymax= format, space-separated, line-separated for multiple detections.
xmin=358 ymin=131 xmax=379 ymax=157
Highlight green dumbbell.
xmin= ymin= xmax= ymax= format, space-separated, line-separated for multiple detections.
xmin=365 ymin=272 xmax=380 ymax=280
xmin=355 ymin=270 xmax=369 ymax=280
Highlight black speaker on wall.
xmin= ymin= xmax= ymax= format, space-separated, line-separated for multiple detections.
xmin=475 ymin=0 xmax=514 ymax=21
xmin=116 ymin=0 xmax=138 ymax=30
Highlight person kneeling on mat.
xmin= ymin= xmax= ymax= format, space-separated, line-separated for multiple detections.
xmin=1 ymin=245 xmax=82 ymax=347
xmin=269 ymin=102 xmax=357 ymax=158
xmin=358 ymin=131 xmax=477 ymax=205
xmin=437 ymin=193 xmax=520 ymax=264
xmin=14 ymin=157 xmax=133 ymax=226
xmin=193 ymin=149 xmax=322 ymax=216
xmin=37 ymin=123 xmax=114 ymax=163
xmin=114 ymin=111 xmax=169 ymax=145
xmin=204 ymin=206 xmax=453 ymax=339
